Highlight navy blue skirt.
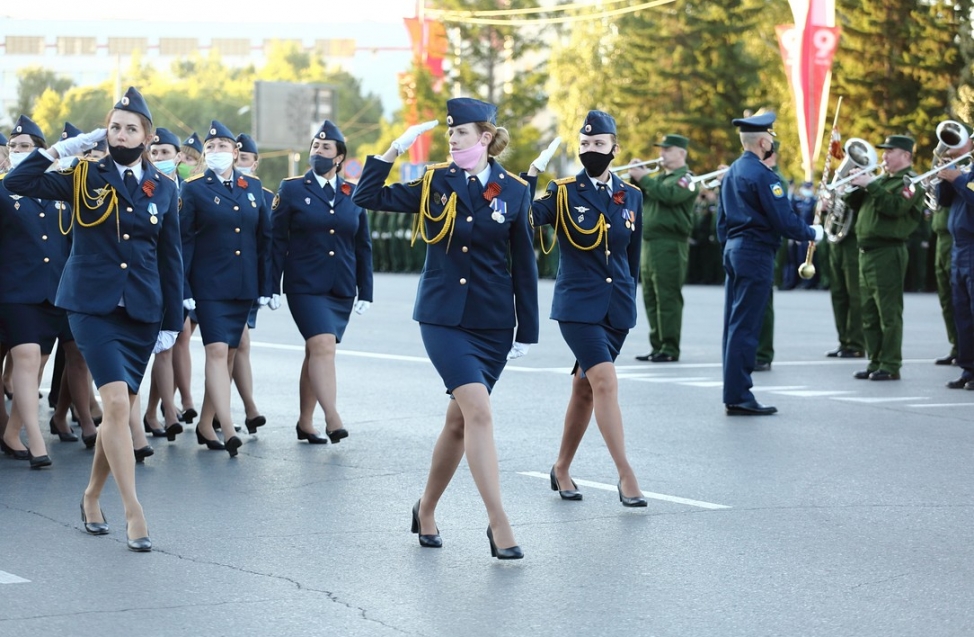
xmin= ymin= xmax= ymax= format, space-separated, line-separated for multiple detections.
xmin=559 ymin=321 xmax=629 ymax=376
xmin=69 ymin=308 xmax=156 ymax=394
xmin=421 ymin=323 xmax=513 ymax=394
xmin=0 ymin=301 xmax=72 ymax=354
xmin=195 ymin=299 xmax=252 ymax=347
xmin=288 ymin=293 xmax=353 ymax=342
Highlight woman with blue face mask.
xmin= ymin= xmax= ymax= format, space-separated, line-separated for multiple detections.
xmin=179 ymin=120 xmax=273 ymax=457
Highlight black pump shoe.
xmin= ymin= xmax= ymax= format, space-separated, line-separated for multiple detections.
xmin=29 ymin=453 xmax=52 ymax=469
xmin=486 ymin=526 xmax=523 ymax=560
xmin=80 ymin=499 xmax=109 ymax=535
xmin=82 ymin=433 xmax=97 ymax=449
xmin=225 ymin=436 xmax=242 ymax=458
xmin=295 ymin=423 xmax=329 ymax=444
xmin=1 ymin=440 xmax=29 ymax=460
xmin=195 ymin=428 xmax=225 ymax=450
xmin=165 ymin=422 xmax=183 ymax=442
xmin=327 ymin=428 xmax=349 ymax=444
xmin=143 ymin=416 xmax=167 ymax=438
xmin=50 ymin=417 xmax=79 ymax=442
xmin=618 ymin=481 xmax=648 ymax=508
xmin=178 ymin=408 xmax=198 ymax=424
xmin=245 ymin=415 xmax=266 ymax=434
xmin=549 ymin=466 xmax=582 ymax=501
xmin=125 ymin=524 xmax=152 ymax=552
xmin=134 ymin=446 xmax=154 ymax=463
xmin=411 ymin=500 xmax=442 ymax=548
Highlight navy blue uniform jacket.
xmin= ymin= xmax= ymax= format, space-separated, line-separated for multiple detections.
xmin=529 ymin=170 xmax=643 ymax=330
xmin=4 ymin=151 xmax=184 ymax=331
xmin=179 ymin=169 xmax=272 ymax=301
xmin=353 ymin=156 xmax=539 ymax=344
xmin=271 ymin=172 xmax=373 ymax=302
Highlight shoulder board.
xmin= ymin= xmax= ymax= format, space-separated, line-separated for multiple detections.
xmin=0 ymin=173 xmax=5 ymax=181
xmin=553 ymin=176 xmax=576 ymax=186
xmin=262 ymin=186 xmax=274 ymax=195
xmin=184 ymin=173 xmax=205 ymax=182
xmin=425 ymin=161 xmax=451 ymax=172
xmin=283 ymin=175 xmax=304 ymax=181
xmin=506 ymin=173 xmax=528 ymax=187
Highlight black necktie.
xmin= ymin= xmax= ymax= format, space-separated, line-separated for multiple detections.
xmin=467 ymin=175 xmax=482 ymax=200
xmin=323 ymin=182 xmax=335 ymax=200
xmin=123 ymin=169 xmax=138 ymax=199
xmin=223 ymin=180 xmax=233 ymax=192
xmin=597 ymin=182 xmax=612 ymax=203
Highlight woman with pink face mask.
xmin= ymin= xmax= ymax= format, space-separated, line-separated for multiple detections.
xmin=354 ymin=98 xmax=538 ymax=560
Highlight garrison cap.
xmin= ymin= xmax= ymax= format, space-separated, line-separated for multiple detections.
xmin=236 ymin=133 xmax=259 ymax=154
xmin=11 ymin=115 xmax=45 ymax=142
xmin=0 ymin=132 xmax=7 ymax=146
xmin=445 ymin=97 xmax=497 ymax=127
xmin=580 ymin=110 xmax=616 ymax=136
xmin=655 ymin=134 xmax=689 ymax=150
xmin=183 ymin=132 xmax=202 ymax=154
xmin=61 ymin=122 xmax=83 ymax=140
xmin=732 ymin=112 xmax=776 ymax=135
xmin=205 ymin=120 xmax=235 ymax=142
xmin=91 ymin=137 xmax=107 ymax=152
xmin=876 ymin=135 xmax=915 ymax=153
xmin=312 ymin=120 xmax=344 ymax=144
xmin=114 ymin=87 xmax=152 ymax=124
xmin=151 ymin=127 xmax=181 ymax=149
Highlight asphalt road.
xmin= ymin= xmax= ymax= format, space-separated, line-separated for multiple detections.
xmin=1 ymin=274 xmax=972 ymax=637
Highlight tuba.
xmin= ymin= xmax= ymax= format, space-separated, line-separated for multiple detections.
xmin=822 ymin=138 xmax=879 ymax=243
xmin=918 ymin=119 xmax=970 ymax=211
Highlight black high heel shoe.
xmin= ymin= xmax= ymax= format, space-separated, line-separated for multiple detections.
xmin=125 ymin=524 xmax=152 ymax=552
xmin=245 ymin=415 xmax=266 ymax=434
xmin=295 ymin=423 xmax=329 ymax=444
xmin=225 ymin=436 xmax=242 ymax=458
xmin=134 ymin=446 xmax=154 ymax=463
xmin=82 ymin=433 xmax=97 ymax=449
xmin=195 ymin=428 xmax=225 ymax=450
xmin=1 ymin=440 xmax=29 ymax=460
xmin=143 ymin=416 xmax=167 ymax=438
xmin=29 ymin=453 xmax=52 ymax=469
xmin=326 ymin=428 xmax=349 ymax=444
xmin=410 ymin=500 xmax=442 ymax=548
xmin=486 ymin=526 xmax=523 ymax=560
xmin=179 ymin=408 xmax=198 ymax=424
xmin=165 ymin=422 xmax=183 ymax=442
xmin=49 ymin=417 xmax=79 ymax=442
xmin=80 ymin=499 xmax=109 ymax=535
xmin=549 ymin=466 xmax=582 ymax=501
xmin=617 ymin=481 xmax=648 ymax=508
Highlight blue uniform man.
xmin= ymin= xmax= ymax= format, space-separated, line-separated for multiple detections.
xmin=717 ymin=113 xmax=823 ymax=415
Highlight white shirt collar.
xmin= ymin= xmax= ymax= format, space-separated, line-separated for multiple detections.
xmin=115 ymin=160 xmax=144 ymax=182
xmin=464 ymin=163 xmax=492 ymax=187
xmin=313 ymin=172 xmax=337 ymax=192
xmin=588 ymin=174 xmax=611 ymax=190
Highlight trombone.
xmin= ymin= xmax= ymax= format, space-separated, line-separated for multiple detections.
xmin=611 ymin=158 xmax=663 ymax=173
xmin=688 ymin=167 xmax=730 ymax=191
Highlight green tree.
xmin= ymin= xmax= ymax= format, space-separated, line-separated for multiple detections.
xmin=30 ymin=88 xmax=68 ymax=141
xmin=9 ymin=67 xmax=74 ymax=121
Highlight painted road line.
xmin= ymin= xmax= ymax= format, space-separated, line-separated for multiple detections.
xmin=680 ymin=381 xmax=724 ymax=387
xmin=0 ymin=570 xmax=30 ymax=584
xmin=517 ymin=471 xmax=731 ymax=510
xmin=628 ymin=377 xmax=712 ymax=383
xmin=908 ymin=403 xmax=974 ymax=408
xmin=773 ymin=390 xmax=856 ymax=397
xmin=833 ymin=396 xmax=928 ymax=403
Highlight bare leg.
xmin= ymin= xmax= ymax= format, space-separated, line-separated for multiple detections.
xmin=584 ymin=362 xmax=642 ymax=497
xmin=296 ymin=353 xmax=317 ymax=431
xmin=553 ymin=370 xmax=595 ymax=490
xmin=2 ymin=350 xmax=12 ymax=397
xmin=146 ymin=350 xmax=180 ymax=428
xmin=417 ymin=399 xmax=465 ymax=535
xmin=172 ymin=317 xmax=196 ymax=412
xmin=87 ymin=372 xmax=103 ymax=421
xmin=232 ymin=326 xmax=261 ymax=420
xmin=10 ymin=344 xmax=48 ymax=458
xmin=197 ymin=343 xmax=235 ymax=442
xmin=304 ymin=334 xmax=344 ymax=434
xmin=2 ymin=398 xmax=25 ymax=451
xmin=63 ymin=341 xmax=96 ymax=437
xmin=129 ymin=393 xmax=149 ymax=449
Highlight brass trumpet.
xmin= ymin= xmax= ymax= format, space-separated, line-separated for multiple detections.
xmin=611 ymin=158 xmax=663 ymax=173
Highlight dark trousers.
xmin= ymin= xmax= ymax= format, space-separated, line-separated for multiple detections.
xmin=935 ymin=232 xmax=958 ymax=356
xmin=829 ymin=237 xmax=864 ymax=352
xmin=722 ymin=238 xmax=774 ymax=404
xmin=860 ymin=244 xmax=908 ymax=374
xmin=951 ymin=246 xmax=974 ymax=376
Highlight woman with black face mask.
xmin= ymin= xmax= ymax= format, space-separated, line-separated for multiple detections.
xmin=179 ymin=120 xmax=273 ymax=457
xmin=525 ymin=110 xmax=649 ymax=508
xmin=4 ymin=86 xmax=185 ymax=551
xmin=269 ymin=120 xmax=373 ymax=445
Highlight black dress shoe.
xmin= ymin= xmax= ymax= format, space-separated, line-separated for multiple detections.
xmin=869 ymin=370 xmax=900 ymax=381
xmin=725 ymin=400 xmax=777 ymax=416
xmin=825 ymin=347 xmax=842 ymax=357
xmin=947 ymin=376 xmax=972 ymax=389
xmin=837 ymin=349 xmax=865 ymax=358
xmin=411 ymin=499 xmax=442 ymax=548
xmin=617 ymin=481 xmax=648 ymax=507
xmin=245 ymin=415 xmax=266 ymax=434
xmin=295 ymin=423 xmax=328 ymax=444
xmin=486 ymin=526 xmax=523 ymax=560
xmin=634 ymin=351 xmax=656 ymax=362
xmin=225 ymin=436 xmax=242 ymax=458
xmin=134 ymin=446 xmax=154 ymax=463
xmin=50 ymin=417 xmax=79 ymax=442
xmin=29 ymin=453 xmax=52 ymax=469
xmin=195 ymin=428 xmax=225 ymax=450
xmin=82 ymin=433 xmax=97 ymax=449
xmin=753 ymin=362 xmax=772 ymax=372
xmin=178 ymin=408 xmax=198 ymax=424
xmin=853 ymin=369 xmax=874 ymax=380
xmin=80 ymin=499 xmax=109 ymax=535
xmin=165 ymin=422 xmax=183 ymax=442
xmin=549 ymin=466 xmax=582 ymax=501
xmin=327 ymin=428 xmax=349 ymax=444
xmin=1 ymin=440 xmax=30 ymax=460
xmin=125 ymin=525 xmax=152 ymax=552
xmin=651 ymin=353 xmax=678 ymax=363
xmin=935 ymin=354 xmax=957 ymax=366
xmin=143 ymin=416 xmax=167 ymax=438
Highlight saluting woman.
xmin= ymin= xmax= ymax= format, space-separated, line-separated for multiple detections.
xmin=179 ymin=121 xmax=272 ymax=457
xmin=526 ymin=110 xmax=648 ymax=508
xmin=354 ymin=98 xmax=538 ymax=560
xmin=5 ymin=87 xmax=184 ymax=551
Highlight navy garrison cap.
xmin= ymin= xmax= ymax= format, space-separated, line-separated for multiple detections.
xmin=183 ymin=132 xmax=202 ymax=154
xmin=11 ymin=115 xmax=45 ymax=142
xmin=205 ymin=120 xmax=235 ymax=142
xmin=312 ymin=120 xmax=344 ymax=144
xmin=61 ymin=122 xmax=83 ymax=140
xmin=445 ymin=98 xmax=497 ymax=127
xmin=732 ymin=112 xmax=776 ymax=135
xmin=114 ymin=87 xmax=152 ymax=124
xmin=151 ymin=127 xmax=181 ymax=149
xmin=0 ymin=132 xmax=7 ymax=146
xmin=876 ymin=135 xmax=915 ymax=153
xmin=580 ymin=110 xmax=616 ymax=136
xmin=236 ymin=133 xmax=259 ymax=154
xmin=92 ymin=138 xmax=107 ymax=152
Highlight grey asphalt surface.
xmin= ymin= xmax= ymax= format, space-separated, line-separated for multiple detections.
xmin=1 ymin=273 xmax=972 ymax=637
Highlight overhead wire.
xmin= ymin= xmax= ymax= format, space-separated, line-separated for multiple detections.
xmin=427 ymin=0 xmax=678 ymax=26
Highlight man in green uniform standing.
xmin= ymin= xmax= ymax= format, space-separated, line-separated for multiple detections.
xmin=631 ymin=134 xmax=697 ymax=362
xmin=931 ymin=204 xmax=958 ymax=364
xmin=825 ymin=200 xmax=866 ymax=359
xmin=846 ymin=135 xmax=924 ymax=380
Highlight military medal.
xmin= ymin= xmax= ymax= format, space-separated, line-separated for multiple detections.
xmin=248 ymin=192 xmax=257 ymax=208
xmin=574 ymin=205 xmax=589 ymax=223
xmin=305 ymin=197 xmax=311 ymax=205
xmin=14 ymin=201 xmax=19 ymax=210
xmin=489 ymin=198 xmax=507 ymax=223
xmin=148 ymin=202 xmax=158 ymax=225
xmin=11 ymin=195 xmax=21 ymax=211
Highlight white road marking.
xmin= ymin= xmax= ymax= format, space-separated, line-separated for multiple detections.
xmin=749 ymin=386 xmax=807 ymax=391
xmin=907 ymin=403 xmax=974 ymax=408
xmin=833 ymin=397 xmax=928 ymax=403
xmin=772 ymin=390 xmax=856 ymax=397
xmin=629 ymin=377 xmax=712 ymax=383
xmin=517 ymin=471 xmax=731 ymax=510
xmin=0 ymin=570 xmax=30 ymax=584
xmin=680 ymin=381 xmax=724 ymax=387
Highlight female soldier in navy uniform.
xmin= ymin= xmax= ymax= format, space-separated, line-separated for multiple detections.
xmin=354 ymin=98 xmax=538 ymax=560
xmin=5 ymin=87 xmax=184 ymax=551
xmin=527 ymin=111 xmax=648 ymax=507
xmin=271 ymin=120 xmax=372 ymax=445
xmin=180 ymin=120 xmax=272 ymax=457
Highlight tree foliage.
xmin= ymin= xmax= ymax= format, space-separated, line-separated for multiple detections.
xmin=8 ymin=67 xmax=74 ymax=122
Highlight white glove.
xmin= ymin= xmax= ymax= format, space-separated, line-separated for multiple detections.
xmin=354 ymin=300 xmax=371 ymax=315
xmin=507 ymin=342 xmax=531 ymax=360
xmin=531 ymin=137 xmax=562 ymax=172
xmin=258 ymin=296 xmax=270 ymax=307
xmin=392 ymin=120 xmax=438 ymax=156
xmin=152 ymin=330 xmax=179 ymax=354
xmin=811 ymin=224 xmax=824 ymax=242
xmin=183 ymin=298 xmax=196 ymax=311
xmin=51 ymin=128 xmax=106 ymax=159
xmin=268 ymin=294 xmax=282 ymax=311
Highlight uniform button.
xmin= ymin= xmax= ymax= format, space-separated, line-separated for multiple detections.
xmin=235 ymin=250 xmax=241 ymax=256
xmin=459 ymin=278 xmax=467 ymax=285
xmin=120 ymin=263 xmax=128 ymax=269
xmin=328 ymin=251 xmax=335 ymax=256
xmin=39 ymin=213 xmax=45 ymax=218
xmin=461 ymin=246 xmax=468 ymax=253
xmin=43 ymin=257 xmax=50 ymax=263
xmin=234 ymin=227 xmax=241 ymax=233
xmin=233 ymin=206 xmax=239 ymax=211
xmin=606 ymin=223 xmax=611 ymax=228
xmin=605 ymin=277 xmax=612 ymax=283
xmin=330 ymin=210 xmax=335 ymax=215
xmin=122 ymin=234 xmax=130 ymax=240
xmin=466 ymin=216 xmax=473 ymax=222
xmin=605 ymin=250 xmax=611 ymax=256
xmin=41 ymin=235 xmax=48 ymax=240
xmin=329 ymin=229 xmax=335 ymax=235
xmin=126 ymin=207 xmax=133 ymax=212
